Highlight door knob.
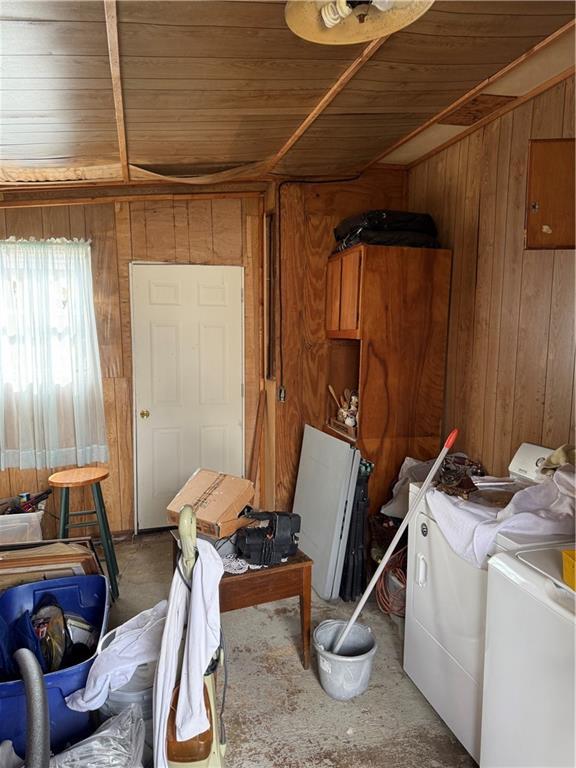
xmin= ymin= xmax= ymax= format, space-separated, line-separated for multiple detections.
xmin=139 ymin=409 xmax=150 ymax=419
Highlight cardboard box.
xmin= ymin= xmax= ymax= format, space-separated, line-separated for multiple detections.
xmin=166 ymin=469 xmax=255 ymax=538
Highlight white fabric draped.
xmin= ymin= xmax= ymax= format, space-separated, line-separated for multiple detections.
xmin=0 ymin=237 xmax=109 ymax=469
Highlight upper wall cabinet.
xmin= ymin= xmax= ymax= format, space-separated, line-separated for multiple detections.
xmin=526 ymin=139 xmax=575 ymax=249
xmin=325 ymin=256 xmax=342 ymax=334
xmin=325 ymin=247 xmax=363 ymax=339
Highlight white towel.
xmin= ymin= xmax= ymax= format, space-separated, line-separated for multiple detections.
xmin=0 ymin=741 xmax=23 ymax=768
xmin=153 ymin=539 xmax=223 ymax=768
xmin=426 ymin=465 xmax=575 ymax=569
xmin=66 ymin=600 xmax=167 ymax=712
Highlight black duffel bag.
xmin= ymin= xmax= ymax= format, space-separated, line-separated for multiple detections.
xmin=334 ymin=209 xmax=437 ymax=241
xmin=334 ymin=229 xmax=439 ymax=253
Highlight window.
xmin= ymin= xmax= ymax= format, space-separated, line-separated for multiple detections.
xmin=0 ymin=237 xmax=108 ymax=469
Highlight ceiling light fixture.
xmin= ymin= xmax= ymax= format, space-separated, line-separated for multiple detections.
xmin=285 ymin=0 xmax=434 ymax=45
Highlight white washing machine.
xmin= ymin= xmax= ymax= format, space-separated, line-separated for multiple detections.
xmin=480 ymin=545 xmax=575 ymax=768
xmin=403 ymin=444 xmax=571 ymax=762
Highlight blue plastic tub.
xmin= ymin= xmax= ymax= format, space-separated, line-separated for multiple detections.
xmin=0 ymin=575 xmax=109 ymax=758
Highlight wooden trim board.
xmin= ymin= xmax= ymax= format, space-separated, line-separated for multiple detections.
xmin=0 ymin=191 xmax=262 ymax=209
xmin=104 ymin=0 xmax=130 ymax=183
xmin=266 ymin=37 xmax=388 ymax=172
xmin=366 ymin=21 xmax=576 ymax=170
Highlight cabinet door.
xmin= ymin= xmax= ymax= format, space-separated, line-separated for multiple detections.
xmin=526 ymin=139 xmax=575 ymax=249
xmin=339 ymin=250 xmax=362 ymax=332
xmin=325 ymin=257 xmax=341 ymax=333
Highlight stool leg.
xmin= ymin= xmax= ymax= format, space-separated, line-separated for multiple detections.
xmin=91 ymin=482 xmax=119 ymax=599
xmin=58 ymin=487 xmax=70 ymax=539
xmin=92 ymin=482 xmax=119 ymax=576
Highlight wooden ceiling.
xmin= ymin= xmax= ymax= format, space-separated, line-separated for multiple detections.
xmin=1 ymin=0 xmax=574 ymax=186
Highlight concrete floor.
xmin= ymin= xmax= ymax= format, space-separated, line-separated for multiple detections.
xmin=110 ymin=533 xmax=476 ymax=768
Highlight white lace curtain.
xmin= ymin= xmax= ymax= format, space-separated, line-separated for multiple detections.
xmin=0 ymin=237 xmax=109 ymax=469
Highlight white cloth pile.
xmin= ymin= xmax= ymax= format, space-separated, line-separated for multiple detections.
xmin=66 ymin=600 xmax=167 ymax=712
xmin=0 ymin=741 xmax=23 ymax=768
xmin=153 ymin=539 xmax=223 ymax=768
xmin=426 ymin=465 xmax=575 ymax=568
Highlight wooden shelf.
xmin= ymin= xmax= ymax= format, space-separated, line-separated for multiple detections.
xmin=326 ymin=329 xmax=361 ymax=340
xmin=323 ymin=423 xmax=357 ymax=444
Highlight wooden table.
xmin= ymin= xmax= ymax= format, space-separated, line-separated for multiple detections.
xmin=220 ymin=551 xmax=313 ymax=669
xmin=171 ymin=533 xmax=313 ymax=669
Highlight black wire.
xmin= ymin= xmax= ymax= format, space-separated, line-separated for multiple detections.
xmin=214 ymin=532 xmax=237 ymax=552
xmin=219 ymin=628 xmax=228 ymax=745
xmin=176 ymin=554 xmax=193 ymax=592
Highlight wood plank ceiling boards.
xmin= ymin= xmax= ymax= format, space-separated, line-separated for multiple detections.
xmin=0 ymin=1 xmax=574 ymax=186
xmin=0 ymin=0 xmax=123 ymax=183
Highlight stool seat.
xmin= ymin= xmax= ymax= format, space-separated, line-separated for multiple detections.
xmin=49 ymin=465 xmax=118 ymax=599
xmin=49 ymin=467 xmax=110 ymax=488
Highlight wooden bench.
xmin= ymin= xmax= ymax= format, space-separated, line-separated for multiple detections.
xmin=171 ymin=532 xmax=312 ymax=669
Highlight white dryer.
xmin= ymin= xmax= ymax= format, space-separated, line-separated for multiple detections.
xmin=403 ymin=444 xmax=572 ymax=762
xmin=480 ymin=546 xmax=575 ymax=768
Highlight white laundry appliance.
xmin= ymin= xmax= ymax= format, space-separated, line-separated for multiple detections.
xmin=403 ymin=443 xmax=572 ymax=762
xmin=480 ymin=546 xmax=575 ymax=768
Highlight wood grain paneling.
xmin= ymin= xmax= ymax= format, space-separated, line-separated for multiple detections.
xmin=2 ymin=2 xmax=573 ymax=181
xmin=408 ymin=76 xmax=575 ymax=474
xmin=0 ymin=193 xmax=263 ymax=533
xmin=358 ymin=246 xmax=452 ymax=514
xmin=275 ymin=168 xmax=407 ymax=510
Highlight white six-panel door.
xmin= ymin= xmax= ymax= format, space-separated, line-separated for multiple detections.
xmin=131 ymin=263 xmax=244 ymax=530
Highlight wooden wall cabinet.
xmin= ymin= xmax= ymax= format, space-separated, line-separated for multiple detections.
xmin=325 ymin=249 xmax=362 ymax=338
xmin=324 ymin=244 xmax=452 ymax=515
xmin=325 ymin=257 xmax=341 ymax=333
xmin=526 ymin=139 xmax=575 ymax=249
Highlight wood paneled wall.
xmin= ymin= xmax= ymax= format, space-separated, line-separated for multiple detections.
xmin=0 ymin=195 xmax=263 ymax=535
xmin=408 ymin=75 xmax=575 ymax=475
xmin=275 ymin=168 xmax=407 ymax=509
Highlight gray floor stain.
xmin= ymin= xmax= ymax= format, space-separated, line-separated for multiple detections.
xmin=110 ymin=532 xmax=476 ymax=768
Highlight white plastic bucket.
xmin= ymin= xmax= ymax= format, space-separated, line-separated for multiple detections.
xmin=313 ymin=619 xmax=377 ymax=701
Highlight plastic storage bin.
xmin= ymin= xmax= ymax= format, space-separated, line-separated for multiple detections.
xmin=0 ymin=510 xmax=44 ymax=544
xmin=0 ymin=574 xmax=109 ymax=758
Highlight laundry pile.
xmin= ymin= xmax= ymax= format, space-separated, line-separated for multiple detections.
xmin=67 ymin=600 xmax=167 ymax=712
xmin=428 ymin=462 xmax=575 ymax=569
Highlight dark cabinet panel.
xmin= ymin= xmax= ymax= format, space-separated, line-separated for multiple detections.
xmin=526 ymin=139 xmax=575 ymax=249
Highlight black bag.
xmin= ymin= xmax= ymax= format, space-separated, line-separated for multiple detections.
xmin=334 ymin=229 xmax=439 ymax=253
xmin=334 ymin=210 xmax=437 ymax=241
xmin=236 ymin=510 xmax=300 ymax=566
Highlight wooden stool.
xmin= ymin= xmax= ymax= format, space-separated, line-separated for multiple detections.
xmin=48 ymin=467 xmax=119 ymax=598
xmin=171 ymin=531 xmax=312 ymax=669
